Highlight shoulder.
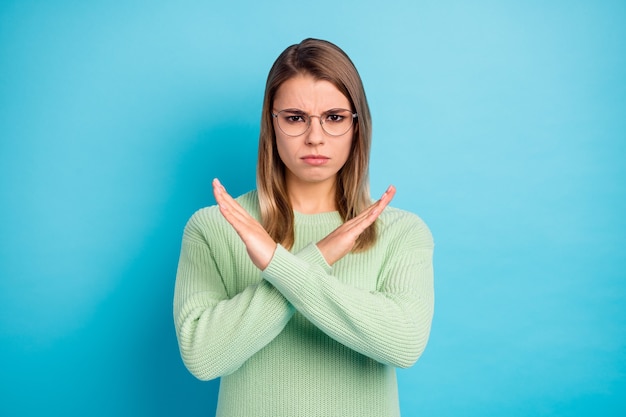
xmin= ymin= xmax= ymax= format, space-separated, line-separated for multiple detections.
xmin=377 ymin=206 xmax=434 ymax=249
xmin=183 ymin=190 xmax=259 ymax=244
xmin=236 ymin=190 xmax=261 ymax=215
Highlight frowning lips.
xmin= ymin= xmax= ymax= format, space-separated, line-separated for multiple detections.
xmin=300 ymin=154 xmax=330 ymax=165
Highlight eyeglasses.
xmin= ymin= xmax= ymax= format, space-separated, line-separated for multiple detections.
xmin=272 ymin=108 xmax=357 ymax=137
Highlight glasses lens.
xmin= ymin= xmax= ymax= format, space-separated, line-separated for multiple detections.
xmin=276 ymin=111 xmax=309 ymax=136
xmin=275 ymin=110 xmax=355 ymax=137
xmin=321 ymin=110 xmax=354 ymax=136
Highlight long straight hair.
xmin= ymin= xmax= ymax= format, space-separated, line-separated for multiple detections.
xmin=257 ymin=38 xmax=376 ymax=251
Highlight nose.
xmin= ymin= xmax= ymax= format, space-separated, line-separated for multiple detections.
xmin=305 ymin=115 xmax=325 ymax=145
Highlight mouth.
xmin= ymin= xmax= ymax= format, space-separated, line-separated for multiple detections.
xmin=301 ymin=154 xmax=330 ymax=166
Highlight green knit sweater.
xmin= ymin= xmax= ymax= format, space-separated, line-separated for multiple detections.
xmin=174 ymin=191 xmax=434 ymax=417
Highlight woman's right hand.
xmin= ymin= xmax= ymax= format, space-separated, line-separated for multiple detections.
xmin=213 ymin=178 xmax=277 ymax=271
xmin=316 ymin=185 xmax=396 ymax=266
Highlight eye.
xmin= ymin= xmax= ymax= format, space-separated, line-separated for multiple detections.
xmin=281 ymin=112 xmax=307 ymax=124
xmin=325 ymin=113 xmax=345 ymax=123
xmin=285 ymin=115 xmax=306 ymax=123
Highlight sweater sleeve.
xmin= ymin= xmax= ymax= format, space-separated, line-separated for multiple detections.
xmin=261 ymin=214 xmax=434 ymax=368
xmin=173 ymin=211 xmax=295 ymax=381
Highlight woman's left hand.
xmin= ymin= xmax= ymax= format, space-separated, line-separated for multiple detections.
xmin=316 ymin=185 xmax=396 ymax=266
xmin=213 ymin=178 xmax=277 ymax=271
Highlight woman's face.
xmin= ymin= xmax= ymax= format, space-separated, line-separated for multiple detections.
xmin=272 ymin=74 xmax=354 ymax=190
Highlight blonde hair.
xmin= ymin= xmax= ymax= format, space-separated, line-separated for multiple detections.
xmin=257 ymin=38 xmax=376 ymax=251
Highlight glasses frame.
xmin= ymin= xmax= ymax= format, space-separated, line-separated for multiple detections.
xmin=272 ymin=108 xmax=358 ymax=137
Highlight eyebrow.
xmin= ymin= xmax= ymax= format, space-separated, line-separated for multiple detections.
xmin=278 ymin=107 xmax=350 ymax=114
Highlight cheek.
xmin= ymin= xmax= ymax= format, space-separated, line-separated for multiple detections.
xmin=338 ymin=140 xmax=353 ymax=163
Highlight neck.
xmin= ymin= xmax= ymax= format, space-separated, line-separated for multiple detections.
xmin=286 ymin=175 xmax=337 ymax=214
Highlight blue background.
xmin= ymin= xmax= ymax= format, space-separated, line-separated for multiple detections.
xmin=1 ymin=1 xmax=624 ymax=415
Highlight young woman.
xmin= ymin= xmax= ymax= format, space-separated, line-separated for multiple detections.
xmin=174 ymin=38 xmax=434 ymax=417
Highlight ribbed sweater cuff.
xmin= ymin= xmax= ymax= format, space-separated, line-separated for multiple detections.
xmin=296 ymin=243 xmax=333 ymax=274
xmin=262 ymin=244 xmax=325 ymax=292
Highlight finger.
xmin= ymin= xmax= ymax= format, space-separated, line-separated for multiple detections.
xmin=381 ymin=184 xmax=396 ymax=201
xmin=372 ymin=185 xmax=396 ymax=214
xmin=341 ymin=185 xmax=396 ymax=234
xmin=213 ymin=179 xmax=256 ymax=232
xmin=214 ymin=179 xmax=249 ymax=217
xmin=340 ymin=206 xmax=382 ymax=237
xmin=350 ymin=185 xmax=396 ymax=222
xmin=213 ymin=178 xmax=228 ymax=206
xmin=213 ymin=178 xmax=234 ymax=205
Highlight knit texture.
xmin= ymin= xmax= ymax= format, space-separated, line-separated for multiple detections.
xmin=173 ymin=191 xmax=434 ymax=417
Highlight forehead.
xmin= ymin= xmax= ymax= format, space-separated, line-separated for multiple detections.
xmin=273 ymin=74 xmax=350 ymax=110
